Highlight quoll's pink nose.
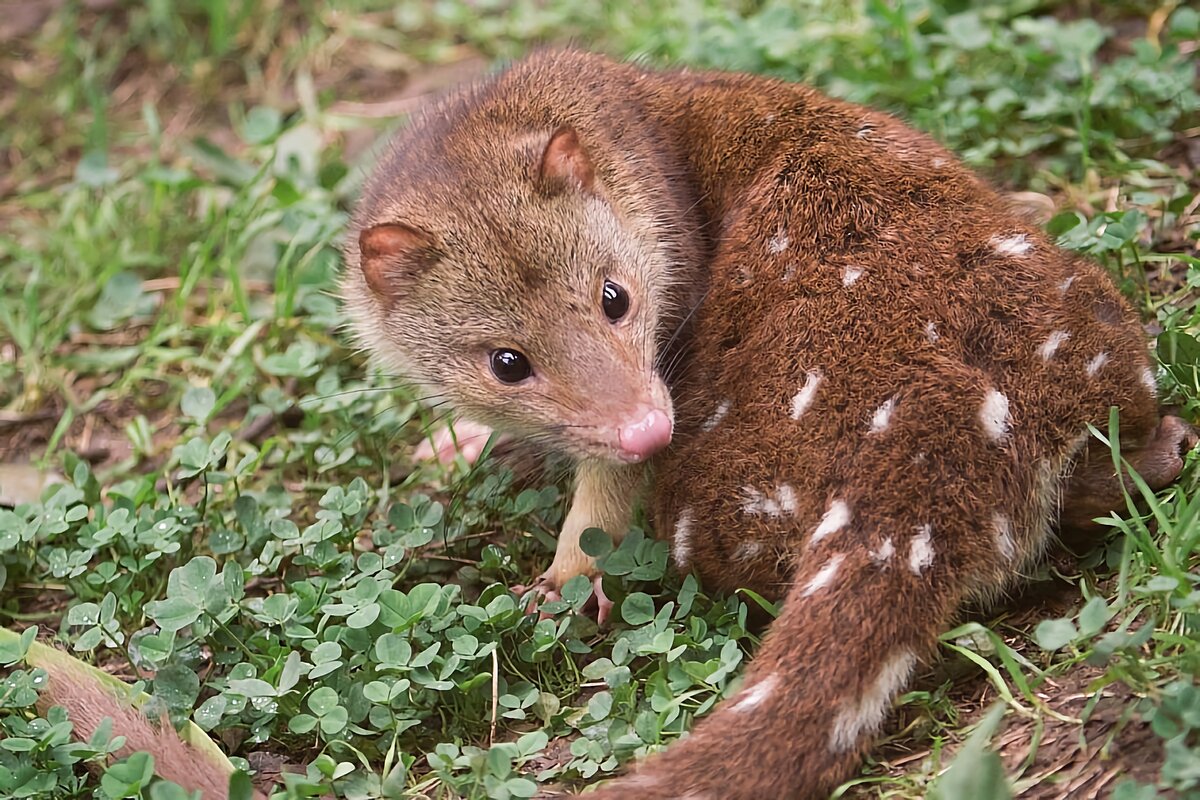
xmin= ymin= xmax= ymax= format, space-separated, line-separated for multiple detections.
xmin=617 ymin=406 xmax=673 ymax=461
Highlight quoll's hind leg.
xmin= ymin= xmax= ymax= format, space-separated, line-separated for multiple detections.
xmin=1060 ymin=415 xmax=1197 ymax=535
xmin=1125 ymin=415 xmax=1196 ymax=487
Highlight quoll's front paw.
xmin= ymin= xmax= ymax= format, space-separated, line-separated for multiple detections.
xmin=413 ymin=420 xmax=501 ymax=466
xmin=513 ymin=571 xmax=613 ymax=627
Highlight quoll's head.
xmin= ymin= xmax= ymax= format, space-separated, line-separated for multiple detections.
xmin=341 ymin=94 xmax=676 ymax=464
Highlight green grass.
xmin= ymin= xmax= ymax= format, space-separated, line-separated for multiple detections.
xmin=1 ymin=1 xmax=1198 ymax=798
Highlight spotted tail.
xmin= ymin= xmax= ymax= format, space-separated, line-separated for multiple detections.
xmin=579 ymin=528 xmax=977 ymax=799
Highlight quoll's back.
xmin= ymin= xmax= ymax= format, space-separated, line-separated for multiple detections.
xmin=656 ymin=97 xmax=1161 ymax=598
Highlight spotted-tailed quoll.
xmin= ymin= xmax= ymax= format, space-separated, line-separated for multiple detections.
xmin=339 ymin=49 xmax=1196 ymax=799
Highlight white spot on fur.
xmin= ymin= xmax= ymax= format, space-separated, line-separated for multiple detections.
xmin=869 ymin=537 xmax=895 ymax=565
xmin=856 ymin=125 xmax=872 ymax=139
xmin=811 ymin=499 xmax=851 ymax=545
xmin=740 ymin=487 xmax=772 ymax=517
xmin=776 ymin=484 xmax=797 ymax=516
xmin=908 ymin=524 xmax=934 ymax=574
xmin=842 ymin=265 xmax=865 ymax=287
xmin=1086 ymin=352 xmax=1109 ymax=377
xmin=829 ymin=649 xmax=918 ymax=753
xmin=1141 ymin=367 xmax=1157 ymax=395
xmin=702 ymin=399 xmax=731 ymax=432
xmin=1059 ymin=275 xmax=1077 ymax=294
xmin=931 ymin=157 xmax=947 ymax=168
xmin=768 ymin=229 xmax=790 ymax=254
xmin=673 ymin=508 xmax=693 ymax=569
xmin=1038 ymin=330 xmax=1071 ymax=361
xmin=869 ymin=397 xmax=897 ymax=434
xmin=735 ymin=540 xmax=764 ymax=561
xmin=925 ymin=322 xmax=940 ymax=343
xmin=732 ymin=674 xmax=779 ymax=713
xmin=790 ymin=370 xmax=823 ymax=420
xmin=979 ymin=390 xmax=1011 ymax=441
xmin=992 ymin=514 xmax=1016 ymax=561
xmin=991 ymin=234 xmax=1032 ymax=256
xmin=802 ymin=554 xmax=845 ymax=597
xmin=741 ymin=484 xmax=797 ymax=518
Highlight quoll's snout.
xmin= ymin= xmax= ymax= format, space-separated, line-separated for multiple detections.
xmin=617 ymin=405 xmax=673 ymax=461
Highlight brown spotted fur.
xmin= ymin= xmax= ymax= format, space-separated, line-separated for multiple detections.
xmin=340 ymin=50 xmax=1194 ymax=799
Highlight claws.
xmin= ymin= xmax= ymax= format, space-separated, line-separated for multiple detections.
xmin=592 ymin=574 xmax=613 ymax=627
xmin=513 ymin=572 xmax=612 ymax=626
xmin=513 ymin=575 xmax=562 ymax=615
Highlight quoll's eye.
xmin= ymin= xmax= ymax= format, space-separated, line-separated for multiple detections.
xmin=602 ymin=280 xmax=630 ymax=321
xmin=489 ymin=349 xmax=533 ymax=384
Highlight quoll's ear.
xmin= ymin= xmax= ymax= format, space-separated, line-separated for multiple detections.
xmin=538 ymin=126 xmax=596 ymax=193
xmin=359 ymin=223 xmax=435 ymax=300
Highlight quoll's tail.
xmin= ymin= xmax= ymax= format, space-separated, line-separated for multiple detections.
xmin=582 ymin=532 xmax=967 ymax=800
xmin=7 ymin=632 xmax=263 ymax=800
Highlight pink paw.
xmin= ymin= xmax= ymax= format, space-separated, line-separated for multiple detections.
xmin=413 ymin=420 xmax=501 ymax=465
xmin=514 ymin=574 xmax=612 ymax=627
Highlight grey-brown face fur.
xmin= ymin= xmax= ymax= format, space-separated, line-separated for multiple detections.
xmin=341 ymin=106 xmax=681 ymax=461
